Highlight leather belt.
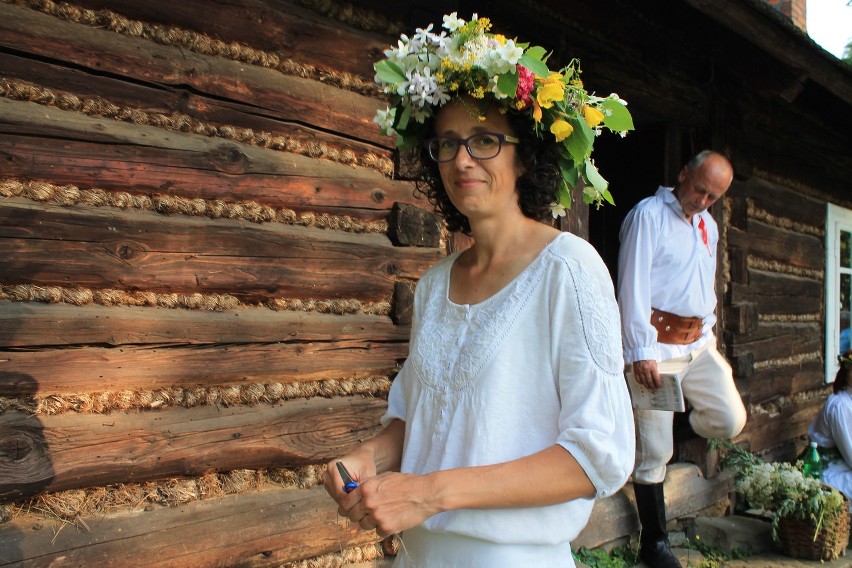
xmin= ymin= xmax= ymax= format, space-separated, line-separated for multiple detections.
xmin=651 ymin=308 xmax=703 ymax=345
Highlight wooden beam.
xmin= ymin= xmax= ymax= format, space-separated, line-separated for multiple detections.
xmin=0 ymin=397 xmax=386 ymax=500
xmin=0 ymin=485 xmax=382 ymax=567
xmin=0 ymin=98 xmax=421 ymax=218
xmin=0 ymin=198 xmax=442 ymax=302
xmin=0 ymin=302 xmax=409 ymax=348
xmin=729 ymin=271 xmax=822 ymax=315
xmin=0 ymin=3 xmax=388 ymax=144
xmin=0 ymin=340 xmax=403 ymax=395
xmin=574 ymin=464 xmax=734 ymax=549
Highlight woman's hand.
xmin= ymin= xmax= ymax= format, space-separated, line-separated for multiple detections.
xmin=338 ymin=471 xmax=439 ymax=537
xmin=322 ymin=451 xmax=375 ymax=504
xmin=321 ymin=419 xmax=416 ymax=535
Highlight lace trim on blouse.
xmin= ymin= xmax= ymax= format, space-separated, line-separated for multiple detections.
xmin=409 ymin=234 xmax=621 ymax=392
xmin=410 ymin=247 xmax=548 ymax=393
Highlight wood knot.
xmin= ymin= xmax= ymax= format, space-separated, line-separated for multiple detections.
xmin=109 ymin=241 xmax=146 ymax=261
xmin=0 ymin=435 xmax=34 ymax=461
xmin=210 ymin=144 xmax=249 ymax=174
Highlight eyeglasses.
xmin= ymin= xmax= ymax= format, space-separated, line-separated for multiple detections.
xmin=424 ymin=132 xmax=520 ymax=163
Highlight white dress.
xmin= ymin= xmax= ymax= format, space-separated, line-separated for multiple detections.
xmin=381 ymin=232 xmax=635 ymax=567
xmin=808 ymin=388 xmax=852 ymax=510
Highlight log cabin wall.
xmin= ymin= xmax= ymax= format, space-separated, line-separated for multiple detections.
xmin=2 ymin=0 xmax=852 ymax=564
xmin=0 ymin=0 xmax=446 ymax=565
xmin=724 ymin=178 xmax=835 ymax=462
xmin=708 ymin=0 xmax=852 ymax=463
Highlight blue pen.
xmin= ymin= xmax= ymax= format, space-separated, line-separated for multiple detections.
xmin=336 ymin=461 xmax=358 ymax=493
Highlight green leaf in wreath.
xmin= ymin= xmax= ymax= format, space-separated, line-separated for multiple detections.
xmin=601 ymin=98 xmax=634 ymax=132
xmin=519 ymin=48 xmax=550 ymax=77
xmin=585 ymin=157 xmax=609 ymax=193
xmin=374 ymin=60 xmax=408 ymax=85
xmin=496 ymin=72 xmax=519 ymax=99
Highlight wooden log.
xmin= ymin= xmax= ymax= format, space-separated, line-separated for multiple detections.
xmin=0 ymin=98 xmax=422 ymax=217
xmin=734 ymin=177 xmax=825 ymax=228
xmin=0 ymin=49 xmax=392 ymax=163
xmin=0 ymin=198 xmax=442 ymax=302
xmin=724 ymin=301 xmax=758 ymax=335
xmin=736 ymin=396 xmax=824 ymax=453
xmin=727 ymin=321 xmax=822 ymax=363
xmin=0 ymin=340 xmax=403 ymax=396
xmin=739 ymin=117 xmax=852 ymax=196
xmin=0 ymin=302 xmax=409 ymax=348
xmin=745 ymin=361 xmax=826 ymax=405
xmin=728 ymin=351 xmax=755 ymax=381
xmin=0 ymin=3 xmax=388 ymax=145
xmin=728 ymin=270 xmax=822 ymax=316
xmin=574 ymin=464 xmax=734 ymax=549
xmin=727 ymin=246 xmax=748 ymax=285
xmin=390 ymin=282 xmax=415 ymax=326
xmin=0 ymin=397 xmax=386 ymax=501
xmin=727 ymin=221 xmax=823 ymax=272
xmin=386 ymin=203 xmax=442 ymax=248
xmin=63 ymin=0 xmax=391 ymax=79
xmin=725 ymin=189 xmax=748 ymax=231
xmin=0 ymin=485 xmax=381 ymax=567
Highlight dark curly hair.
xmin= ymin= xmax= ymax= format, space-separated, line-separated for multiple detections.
xmin=411 ymin=103 xmax=564 ymax=235
xmin=836 ymin=350 xmax=852 ymax=394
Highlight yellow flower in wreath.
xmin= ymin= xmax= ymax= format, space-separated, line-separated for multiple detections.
xmin=583 ymin=105 xmax=605 ymax=127
xmin=536 ymin=73 xmax=565 ymax=109
xmin=550 ymin=119 xmax=574 ymax=142
xmin=532 ymin=100 xmax=543 ymax=123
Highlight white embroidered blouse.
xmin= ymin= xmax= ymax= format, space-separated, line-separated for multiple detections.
xmin=381 ymin=232 xmax=635 ymax=545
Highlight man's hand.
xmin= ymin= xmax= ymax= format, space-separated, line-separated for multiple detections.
xmin=632 ymin=359 xmax=661 ymax=389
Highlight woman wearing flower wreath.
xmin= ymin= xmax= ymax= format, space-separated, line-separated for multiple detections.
xmin=808 ymin=351 xmax=852 ymax=511
xmin=322 ymin=13 xmax=636 ymax=566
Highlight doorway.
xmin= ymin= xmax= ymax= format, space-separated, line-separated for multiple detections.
xmin=588 ymin=122 xmax=669 ymax=284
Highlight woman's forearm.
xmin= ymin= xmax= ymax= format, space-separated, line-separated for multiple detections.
xmin=426 ymin=444 xmax=595 ymax=513
xmin=356 ymin=418 xmax=406 ymax=474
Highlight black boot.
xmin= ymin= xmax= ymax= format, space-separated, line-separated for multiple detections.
xmin=634 ymin=482 xmax=682 ymax=568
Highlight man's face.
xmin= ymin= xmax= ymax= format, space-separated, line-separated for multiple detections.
xmin=675 ymin=156 xmax=732 ymax=218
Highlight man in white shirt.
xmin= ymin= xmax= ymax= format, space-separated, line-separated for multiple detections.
xmin=617 ymin=150 xmax=747 ymax=568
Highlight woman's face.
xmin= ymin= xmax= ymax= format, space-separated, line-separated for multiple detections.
xmin=433 ymin=99 xmax=524 ymax=223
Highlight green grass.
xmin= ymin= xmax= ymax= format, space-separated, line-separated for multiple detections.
xmin=572 ymin=534 xmax=752 ymax=568
xmin=572 ymin=544 xmax=637 ymax=567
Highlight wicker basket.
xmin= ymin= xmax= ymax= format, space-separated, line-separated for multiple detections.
xmin=776 ymin=500 xmax=850 ymax=561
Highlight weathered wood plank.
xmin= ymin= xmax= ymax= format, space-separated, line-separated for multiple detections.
xmin=727 ymin=221 xmax=823 ymax=272
xmin=745 ymin=361 xmax=826 ymax=405
xmin=0 ymin=340 xmax=403 ymax=395
xmin=0 ymin=397 xmax=386 ymax=501
xmin=65 ymin=0 xmax=391 ymax=80
xmin=739 ymin=113 xmax=852 ymax=196
xmin=574 ymin=464 xmax=734 ymax=549
xmin=728 ymin=177 xmax=826 ymax=228
xmin=727 ymin=321 xmax=822 ymax=362
xmin=736 ymin=396 xmax=824 ymax=453
xmin=728 ymin=270 xmax=822 ymax=315
xmin=0 ymin=98 xmax=422 ymax=216
xmin=0 ymin=485 xmax=381 ymax=567
xmin=0 ymin=2 xmax=388 ymax=145
xmin=0 ymin=198 xmax=441 ymax=301
xmin=0 ymin=302 xmax=409 ymax=348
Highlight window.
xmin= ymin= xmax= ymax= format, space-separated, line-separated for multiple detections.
xmin=825 ymin=203 xmax=852 ymax=382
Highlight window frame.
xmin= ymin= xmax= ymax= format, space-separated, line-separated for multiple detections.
xmin=825 ymin=203 xmax=852 ymax=383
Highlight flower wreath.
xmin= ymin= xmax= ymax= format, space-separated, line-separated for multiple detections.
xmin=372 ymin=12 xmax=634 ymax=216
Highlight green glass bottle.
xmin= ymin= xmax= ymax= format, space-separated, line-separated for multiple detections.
xmin=802 ymin=441 xmax=822 ymax=479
